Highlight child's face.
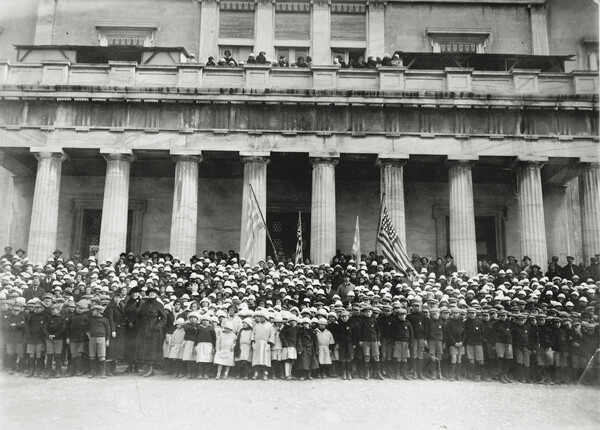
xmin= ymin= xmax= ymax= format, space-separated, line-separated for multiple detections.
xmin=289 ymin=320 xmax=297 ymax=327
xmin=189 ymin=317 xmax=198 ymax=324
xmin=340 ymin=315 xmax=349 ymax=322
xmin=364 ymin=310 xmax=373 ymax=318
xmin=399 ymin=314 xmax=406 ymax=320
xmin=51 ymin=307 xmax=60 ymax=316
xmin=302 ymin=323 xmax=310 ymax=329
xmin=34 ymin=306 xmax=44 ymax=314
xmin=318 ymin=324 xmax=326 ymax=330
xmin=223 ymin=327 xmax=231 ymax=333
xmin=76 ymin=307 xmax=86 ymax=314
xmin=201 ymin=319 xmax=209 ymax=326
xmin=11 ymin=307 xmax=21 ymax=314
xmin=92 ymin=310 xmax=101 ymax=317
xmin=431 ymin=312 xmax=439 ymax=320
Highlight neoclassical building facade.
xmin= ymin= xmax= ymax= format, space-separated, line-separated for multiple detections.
xmin=0 ymin=0 xmax=598 ymax=274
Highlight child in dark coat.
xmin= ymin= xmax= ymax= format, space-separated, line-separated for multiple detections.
xmin=42 ymin=304 xmax=66 ymax=378
xmin=295 ymin=317 xmax=319 ymax=380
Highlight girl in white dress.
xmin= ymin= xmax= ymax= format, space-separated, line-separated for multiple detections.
xmin=316 ymin=318 xmax=335 ymax=378
xmin=214 ymin=321 xmax=236 ymax=379
xmin=251 ymin=310 xmax=275 ymax=380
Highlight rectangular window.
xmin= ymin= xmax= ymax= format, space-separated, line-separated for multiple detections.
xmin=582 ymin=40 xmax=599 ymax=71
xmin=219 ymin=10 xmax=255 ymax=39
xmin=426 ymin=28 xmax=490 ymax=54
xmin=275 ymin=12 xmax=310 ymax=40
xmin=219 ymin=46 xmax=253 ymax=63
xmin=331 ymin=13 xmax=366 ymax=41
xmin=96 ymin=25 xmax=156 ymax=47
xmin=276 ymin=47 xmax=309 ymax=64
xmin=331 ymin=48 xmax=365 ymax=64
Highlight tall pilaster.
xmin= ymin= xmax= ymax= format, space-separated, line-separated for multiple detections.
xmin=199 ymin=0 xmax=219 ymax=61
xmin=529 ymin=5 xmax=550 ymax=56
xmin=516 ymin=157 xmax=548 ymax=267
xmin=27 ymin=149 xmax=68 ymax=265
xmin=579 ymin=162 xmax=600 ymax=264
xmin=240 ymin=153 xmax=269 ymax=264
xmin=310 ymin=156 xmax=338 ymax=265
xmin=312 ymin=0 xmax=331 ymax=65
xmin=377 ymin=155 xmax=408 ymax=245
xmin=256 ymin=0 xmax=275 ymax=61
xmin=448 ymin=158 xmax=477 ymax=276
xmin=98 ymin=151 xmax=135 ymax=263
xmin=367 ymin=2 xmax=385 ymax=58
xmin=170 ymin=152 xmax=202 ymax=262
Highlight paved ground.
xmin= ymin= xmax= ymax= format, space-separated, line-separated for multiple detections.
xmin=1 ymin=373 xmax=599 ymax=430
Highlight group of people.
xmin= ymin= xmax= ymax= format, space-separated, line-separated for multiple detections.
xmin=0 ymin=245 xmax=598 ymax=384
xmin=202 ymin=50 xmax=404 ymax=69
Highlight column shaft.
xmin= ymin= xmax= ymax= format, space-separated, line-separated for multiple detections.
xmin=379 ymin=160 xmax=407 ymax=245
xmin=240 ymin=156 xmax=269 ymax=264
xmin=580 ymin=163 xmax=600 ymax=264
xmin=170 ymin=155 xmax=201 ymax=261
xmin=27 ymin=151 xmax=66 ymax=265
xmin=517 ymin=161 xmax=548 ymax=267
xmin=448 ymin=160 xmax=477 ymax=276
xmin=98 ymin=153 xmax=134 ymax=263
xmin=311 ymin=157 xmax=338 ymax=265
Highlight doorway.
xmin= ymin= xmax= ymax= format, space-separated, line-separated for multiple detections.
xmin=266 ymin=211 xmax=310 ymax=263
xmin=81 ymin=208 xmax=133 ymax=258
xmin=475 ymin=216 xmax=497 ymax=262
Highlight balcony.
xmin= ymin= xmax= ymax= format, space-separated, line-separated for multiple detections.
xmin=0 ymin=60 xmax=597 ymax=97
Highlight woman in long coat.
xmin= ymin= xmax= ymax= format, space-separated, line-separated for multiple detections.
xmin=135 ymin=287 xmax=167 ymax=377
xmin=124 ymin=286 xmax=142 ymax=373
xmin=103 ymin=294 xmax=126 ymax=375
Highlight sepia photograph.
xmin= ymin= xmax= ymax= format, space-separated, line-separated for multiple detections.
xmin=0 ymin=0 xmax=599 ymax=428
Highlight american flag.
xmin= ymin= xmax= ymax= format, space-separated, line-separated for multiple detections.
xmin=243 ymin=185 xmax=265 ymax=264
xmin=294 ymin=211 xmax=303 ymax=265
xmin=376 ymin=205 xmax=415 ymax=276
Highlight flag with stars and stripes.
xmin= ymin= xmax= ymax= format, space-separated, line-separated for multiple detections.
xmin=376 ymin=203 xmax=416 ymax=276
xmin=294 ymin=211 xmax=303 ymax=265
xmin=243 ymin=185 xmax=266 ymax=264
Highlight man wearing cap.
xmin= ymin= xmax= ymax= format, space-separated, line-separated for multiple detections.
xmin=561 ymin=256 xmax=578 ymax=281
xmin=1 ymin=246 xmax=13 ymax=261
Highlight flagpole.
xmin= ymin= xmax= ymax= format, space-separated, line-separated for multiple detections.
xmin=376 ymin=193 xmax=385 ymax=258
xmin=249 ymin=183 xmax=279 ymax=264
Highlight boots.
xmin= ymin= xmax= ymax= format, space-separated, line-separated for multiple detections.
xmin=143 ymin=365 xmax=154 ymax=377
xmin=498 ymin=360 xmax=507 ymax=383
xmin=401 ymin=362 xmax=408 ymax=380
xmin=395 ymin=361 xmax=402 ymax=380
xmin=455 ymin=363 xmax=462 ymax=381
xmin=6 ymin=355 xmax=15 ymax=375
xmin=88 ymin=359 xmax=96 ymax=378
xmin=44 ymin=356 xmax=53 ymax=378
xmin=346 ymin=362 xmax=353 ymax=380
xmin=26 ymin=358 xmax=35 ymax=378
xmin=364 ymin=362 xmax=370 ymax=380
xmin=504 ymin=360 xmax=513 ymax=383
xmin=99 ymin=361 xmax=107 ymax=379
xmin=54 ymin=354 xmax=62 ymax=378
xmin=449 ymin=363 xmax=456 ymax=381
xmin=105 ymin=361 xmax=114 ymax=377
xmin=375 ymin=361 xmax=384 ymax=380
xmin=416 ymin=359 xmax=425 ymax=380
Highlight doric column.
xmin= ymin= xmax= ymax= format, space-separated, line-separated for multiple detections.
xmin=447 ymin=157 xmax=478 ymax=276
xmin=240 ymin=153 xmax=269 ymax=264
xmin=170 ymin=152 xmax=202 ymax=262
xmin=98 ymin=150 xmax=135 ymax=263
xmin=579 ymin=162 xmax=600 ymax=264
xmin=27 ymin=149 xmax=68 ymax=265
xmin=310 ymin=155 xmax=338 ymax=265
xmin=311 ymin=0 xmax=331 ymax=65
xmin=516 ymin=157 xmax=548 ymax=267
xmin=377 ymin=155 xmax=408 ymax=245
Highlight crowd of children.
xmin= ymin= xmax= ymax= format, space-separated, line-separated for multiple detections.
xmin=0 ymin=248 xmax=598 ymax=384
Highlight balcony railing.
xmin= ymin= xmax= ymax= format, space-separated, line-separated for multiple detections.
xmin=0 ymin=61 xmax=598 ymax=96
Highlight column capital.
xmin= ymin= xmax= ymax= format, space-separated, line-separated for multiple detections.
xmin=376 ymin=154 xmax=409 ymax=168
xmin=171 ymin=150 xmax=203 ymax=163
xmin=446 ymin=155 xmax=478 ymax=169
xmin=30 ymin=148 xmax=70 ymax=162
xmin=310 ymin=157 xmax=339 ymax=167
xmin=578 ymin=158 xmax=600 ymax=170
xmin=514 ymin=156 xmax=548 ymax=169
xmin=101 ymin=149 xmax=135 ymax=163
xmin=240 ymin=155 xmax=270 ymax=165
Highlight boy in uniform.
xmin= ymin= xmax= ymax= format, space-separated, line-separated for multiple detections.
xmin=493 ymin=310 xmax=513 ymax=383
xmin=427 ymin=308 xmax=445 ymax=380
xmin=464 ymin=307 xmax=485 ymax=381
xmin=511 ymin=313 xmax=533 ymax=383
xmin=25 ymin=299 xmax=46 ymax=377
xmin=42 ymin=303 xmax=66 ymax=378
xmin=444 ymin=307 xmax=465 ymax=381
xmin=67 ymin=300 xmax=90 ymax=376
xmin=88 ymin=304 xmax=110 ymax=378
xmin=390 ymin=308 xmax=412 ymax=380
xmin=357 ymin=305 xmax=383 ymax=380
xmin=407 ymin=300 xmax=428 ymax=379
xmin=5 ymin=302 xmax=26 ymax=374
xmin=535 ymin=313 xmax=555 ymax=385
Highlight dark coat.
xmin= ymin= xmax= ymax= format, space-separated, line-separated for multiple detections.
xmin=295 ymin=327 xmax=319 ymax=370
xmin=104 ymin=302 xmax=126 ymax=360
xmin=134 ymin=298 xmax=167 ymax=365
xmin=124 ymin=297 xmax=142 ymax=361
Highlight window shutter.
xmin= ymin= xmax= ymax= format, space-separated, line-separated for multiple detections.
xmin=275 ymin=12 xmax=311 ymax=40
xmin=331 ymin=13 xmax=366 ymax=41
xmin=219 ymin=10 xmax=255 ymax=39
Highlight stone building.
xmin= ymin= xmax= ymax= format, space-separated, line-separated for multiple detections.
xmin=0 ymin=0 xmax=598 ymax=275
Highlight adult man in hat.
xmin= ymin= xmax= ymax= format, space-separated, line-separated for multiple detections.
xmin=134 ymin=287 xmax=167 ymax=377
xmin=562 ymin=256 xmax=578 ymax=280
xmin=444 ymin=255 xmax=457 ymax=277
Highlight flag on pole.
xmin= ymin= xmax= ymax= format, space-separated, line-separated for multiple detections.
xmin=376 ymin=202 xmax=415 ymax=276
xmin=243 ymin=185 xmax=266 ymax=264
xmin=351 ymin=216 xmax=361 ymax=262
xmin=294 ymin=211 xmax=303 ymax=265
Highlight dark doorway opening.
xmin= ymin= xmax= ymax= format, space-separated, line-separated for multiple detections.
xmin=266 ymin=211 xmax=310 ymax=264
xmin=475 ymin=216 xmax=497 ymax=262
xmin=81 ymin=209 xmax=133 ymax=258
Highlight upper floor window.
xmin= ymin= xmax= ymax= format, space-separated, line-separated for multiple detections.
xmin=96 ymin=25 xmax=157 ymax=47
xmin=219 ymin=2 xmax=256 ymax=39
xmin=581 ymin=39 xmax=599 ymax=71
xmin=331 ymin=2 xmax=366 ymax=42
xmin=426 ymin=28 xmax=490 ymax=54
xmin=275 ymin=2 xmax=311 ymax=41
